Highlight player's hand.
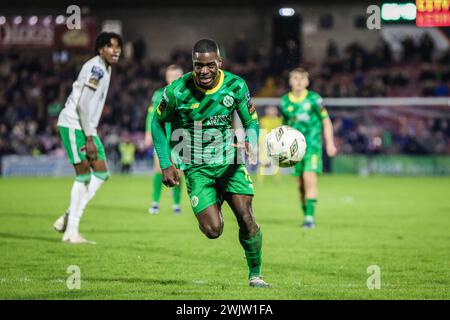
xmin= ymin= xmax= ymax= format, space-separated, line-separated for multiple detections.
xmin=232 ymin=142 xmax=257 ymax=165
xmin=144 ymin=133 xmax=153 ymax=149
xmin=162 ymin=165 xmax=180 ymax=187
xmin=326 ymin=143 xmax=337 ymax=157
xmin=86 ymin=137 xmax=98 ymax=161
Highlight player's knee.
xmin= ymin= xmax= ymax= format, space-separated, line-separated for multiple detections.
xmin=93 ymin=171 xmax=110 ymax=181
xmin=200 ymin=223 xmax=223 ymax=239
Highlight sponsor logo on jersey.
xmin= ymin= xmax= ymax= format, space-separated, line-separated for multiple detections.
xmin=296 ymin=113 xmax=310 ymax=122
xmin=223 ymin=95 xmax=234 ymax=107
xmin=191 ymin=196 xmax=199 ymax=208
xmin=203 ymin=115 xmax=232 ymax=126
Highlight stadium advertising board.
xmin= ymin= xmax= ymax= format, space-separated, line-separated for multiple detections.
xmin=416 ymin=0 xmax=450 ymax=26
xmin=0 ymin=16 xmax=97 ymax=50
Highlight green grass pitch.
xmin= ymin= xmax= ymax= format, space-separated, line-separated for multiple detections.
xmin=0 ymin=174 xmax=449 ymax=299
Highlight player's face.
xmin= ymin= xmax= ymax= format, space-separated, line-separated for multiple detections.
xmin=100 ymin=38 xmax=121 ymax=65
xmin=289 ymin=72 xmax=309 ymax=92
xmin=165 ymin=69 xmax=183 ymax=85
xmin=192 ymin=52 xmax=222 ymax=89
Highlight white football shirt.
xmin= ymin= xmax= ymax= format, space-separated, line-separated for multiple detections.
xmin=57 ymin=55 xmax=111 ymax=135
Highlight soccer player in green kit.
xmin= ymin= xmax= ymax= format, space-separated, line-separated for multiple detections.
xmin=280 ymin=68 xmax=337 ymax=229
xmin=145 ymin=65 xmax=184 ymax=215
xmin=151 ymin=39 xmax=270 ymax=288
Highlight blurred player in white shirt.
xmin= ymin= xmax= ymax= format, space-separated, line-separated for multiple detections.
xmin=53 ymin=32 xmax=122 ymax=244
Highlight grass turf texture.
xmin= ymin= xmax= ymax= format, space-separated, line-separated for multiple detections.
xmin=0 ymin=175 xmax=449 ymax=299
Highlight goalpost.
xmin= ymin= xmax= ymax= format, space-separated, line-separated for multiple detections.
xmin=251 ymin=97 xmax=450 ymax=176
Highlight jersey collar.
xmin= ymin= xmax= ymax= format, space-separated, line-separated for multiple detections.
xmin=193 ymin=69 xmax=224 ymax=95
xmin=97 ymin=55 xmax=111 ymax=73
xmin=288 ymin=90 xmax=308 ymax=103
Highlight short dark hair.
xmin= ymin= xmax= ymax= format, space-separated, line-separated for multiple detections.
xmin=192 ymin=39 xmax=220 ymax=55
xmin=94 ymin=32 xmax=123 ymax=55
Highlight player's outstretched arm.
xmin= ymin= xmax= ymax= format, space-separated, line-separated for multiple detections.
xmin=77 ymin=86 xmax=97 ymax=160
xmin=151 ymin=117 xmax=179 ymax=187
xmin=235 ymin=82 xmax=259 ymax=164
xmin=322 ymin=117 xmax=337 ymax=157
xmin=145 ymin=108 xmax=154 ymax=148
xmin=151 ymin=87 xmax=179 ymax=187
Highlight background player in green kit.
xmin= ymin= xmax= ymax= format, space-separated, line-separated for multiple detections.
xmin=145 ymin=65 xmax=183 ymax=215
xmin=151 ymin=39 xmax=270 ymax=288
xmin=280 ymin=68 xmax=337 ymax=229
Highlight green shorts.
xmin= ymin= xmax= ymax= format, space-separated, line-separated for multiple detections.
xmin=59 ymin=126 xmax=106 ymax=164
xmin=184 ymin=164 xmax=254 ymax=215
xmin=294 ymin=150 xmax=323 ymax=176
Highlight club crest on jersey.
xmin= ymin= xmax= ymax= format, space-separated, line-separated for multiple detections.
xmin=190 ymin=103 xmax=200 ymax=109
xmin=191 ymin=196 xmax=199 ymax=208
xmin=223 ymin=95 xmax=234 ymax=108
xmin=303 ymin=102 xmax=311 ymax=111
xmin=287 ymin=105 xmax=294 ymax=112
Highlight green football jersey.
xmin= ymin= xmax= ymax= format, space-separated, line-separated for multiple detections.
xmin=145 ymin=87 xmax=164 ymax=133
xmin=280 ymin=90 xmax=329 ymax=153
xmin=155 ymin=70 xmax=259 ymax=170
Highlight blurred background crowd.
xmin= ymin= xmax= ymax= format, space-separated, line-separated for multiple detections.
xmin=1 ymin=5 xmax=450 ymax=166
xmin=1 ymin=34 xmax=449 ymax=162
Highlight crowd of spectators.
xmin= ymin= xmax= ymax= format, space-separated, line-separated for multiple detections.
xmin=0 ymin=33 xmax=449 ymax=161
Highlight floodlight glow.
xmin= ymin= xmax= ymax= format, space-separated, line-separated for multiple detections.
xmin=279 ymin=8 xmax=295 ymax=17
xmin=402 ymin=3 xmax=417 ymax=20
xmin=13 ymin=16 xmax=23 ymax=25
xmin=43 ymin=16 xmax=52 ymax=26
xmin=55 ymin=15 xmax=65 ymax=24
xmin=29 ymin=16 xmax=38 ymax=25
xmin=381 ymin=4 xmax=400 ymax=20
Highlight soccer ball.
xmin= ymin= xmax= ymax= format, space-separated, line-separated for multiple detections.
xmin=264 ymin=125 xmax=307 ymax=168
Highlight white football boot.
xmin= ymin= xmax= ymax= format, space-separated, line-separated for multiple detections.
xmin=62 ymin=232 xmax=96 ymax=244
xmin=249 ymin=276 xmax=271 ymax=288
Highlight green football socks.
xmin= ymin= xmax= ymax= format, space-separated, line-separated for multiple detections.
xmin=153 ymin=173 xmax=163 ymax=203
xmin=305 ymin=198 xmax=317 ymax=218
xmin=173 ymin=177 xmax=182 ymax=206
xmin=239 ymin=228 xmax=263 ymax=279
